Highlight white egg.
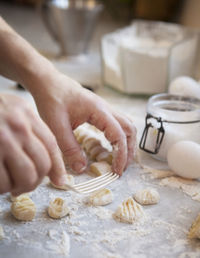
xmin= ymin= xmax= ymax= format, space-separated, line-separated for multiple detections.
xmin=169 ymin=76 xmax=200 ymax=99
xmin=167 ymin=141 xmax=200 ymax=179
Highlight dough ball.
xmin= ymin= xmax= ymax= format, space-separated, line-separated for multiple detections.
xmin=89 ymin=161 xmax=111 ymax=176
xmin=89 ymin=188 xmax=113 ymax=206
xmin=113 ymin=197 xmax=144 ymax=224
xmin=134 ymin=188 xmax=160 ymax=205
xmin=11 ymin=196 xmax=36 ymax=221
xmin=48 ymin=197 xmax=69 ymax=219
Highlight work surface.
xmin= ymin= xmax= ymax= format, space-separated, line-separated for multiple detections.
xmin=0 ymin=78 xmax=200 ymax=258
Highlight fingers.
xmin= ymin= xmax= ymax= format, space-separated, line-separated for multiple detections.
xmin=4 ymin=144 xmax=38 ymax=195
xmin=30 ymin=113 xmax=68 ymax=185
xmin=0 ymin=161 xmax=12 ymax=194
xmin=113 ymin=112 xmax=137 ymax=168
xmin=44 ymin=109 xmax=87 ymax=174
xmin=23 ymin=133 xmax=52 ymax=185
xmin=89 ymin=108 xmax=127 ymax=176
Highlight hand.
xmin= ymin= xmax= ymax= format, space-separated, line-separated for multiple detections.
xmin=30 ymin=71 xmax=137 ymax=176
xmin=0 ymin=94 xmax=66 ymax=195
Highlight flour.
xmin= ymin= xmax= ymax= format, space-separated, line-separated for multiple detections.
xmin=102 ymin=21 xmax=197 ymax=94
xmin=160 ymin=177 xmax=200 ymax=201
xmin=47 ymin=231 xmax=70 ymax=256
xmin=142 ymin=165 xmax=174 ymax=179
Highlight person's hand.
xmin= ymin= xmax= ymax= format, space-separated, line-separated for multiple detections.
xmin=30 ymin=71 xmax=137 ymax=176
xmin=0 ymin=94 xmax=66 ymax=195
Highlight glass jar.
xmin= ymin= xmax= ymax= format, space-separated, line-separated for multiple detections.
xmin=101 ymin=20 xmax=199 ymax=95
xmin=139 ymin=93 xmax=200 ymax=161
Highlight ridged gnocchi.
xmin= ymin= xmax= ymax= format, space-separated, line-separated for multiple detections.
xmin=11 ymin=196 xmax=36 ymax=221
xmin=113 ymin=197 xmax=144 ymax=224
xmin=82 ymin=138 xmax=101 ymax=153
xmin=134 ymin=188 xmax=160 ymax=205
xmin=188 ymin=213 xmax=200 ymax=239
xmin=48 ymin=197 xmax=69 ymax=219
xmin=89 ymin=188 xmax=113 ymax=206
xmin=74 ymin=129 xmax=88 ymax=144
xmin=50 ymin=174 xmax=74 ymax=190
xmin=96 ymin=151 xmax=113 ymax=165
xmin=10 ymin=193 xmax=30 ymax=202
xmin=89 ymin=145 xmax=107 ymax=160
xmin=89 ymin=161 xmax=112 ymax=176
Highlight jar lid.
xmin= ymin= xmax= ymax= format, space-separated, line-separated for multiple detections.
xmin=147 ymin=93 xmax=200 ymax=123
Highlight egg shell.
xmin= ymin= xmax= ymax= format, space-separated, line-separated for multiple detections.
xmin=169 ymin=76 xmax=200 ymax=99
xmin=167 ymin=141 xmax=200 ymax=179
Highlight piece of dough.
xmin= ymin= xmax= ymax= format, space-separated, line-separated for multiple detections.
xmin=96 ymin=151 xmax=113 ymax=164
xmin=113 ymin=197 xmax=144 ymax=224
xmin=89 ymin=188 xmax=113 ymax=206
xmin=48 ymin=197 xmax=69 ymax=219
xmin=10 ymin=193 xmax=30 ymax=202
xmin=50 ymin=174 xmax=74 ymax=190
xmin=188 ymin=213 xmax=200 ymax=239
xmin=89 ymin=145 xmax=107 ymax=160
xmin=0 ymin=225 xmax=4 ymax=240
xmin=89 ymin=161 xmax=112 ymax=176
xmin=11 ymin=196 xmax=36 ymax=221
xmin=82 ymin=138 xmax=101 ymax=153
xmin=134 ymin=188 xmax=160 ymax=205
xmin=74 ymin=129 xmax=88 ymax=144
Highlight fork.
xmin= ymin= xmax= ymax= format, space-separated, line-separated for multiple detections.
xmin=64 ymin=172 xmax=119 ymax=194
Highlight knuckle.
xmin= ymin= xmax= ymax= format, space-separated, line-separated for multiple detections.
xmin=62 ymin=146 xmax=80 ymax=158
xmin=124 ymin=121 xmax=137 ymax=136
xmin=7 ymin=113 xmax=29 ymax=135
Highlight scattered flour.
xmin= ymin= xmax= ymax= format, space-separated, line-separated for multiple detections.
xmin=47 ymin=230 xmax=70 ymax=256
xmin=142 ymin=165 xmax=174 ymax=179
xmin=160 ymin=177 xmax=200 ymax=202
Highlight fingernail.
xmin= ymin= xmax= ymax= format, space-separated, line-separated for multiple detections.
xmin=72 ymin=162 xmax=86 ymax=173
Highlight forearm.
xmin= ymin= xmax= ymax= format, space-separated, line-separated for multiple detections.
xmin=0 ymin=16 xmax=56 ymax=93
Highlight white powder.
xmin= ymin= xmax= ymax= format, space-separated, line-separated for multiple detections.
xmin=142 ymin=165 xmax=174 ymax=179
xmin=160 ymin=176 xmax=200 ymax=201
xmin=102 ymin=21 xmax=198 ymax=94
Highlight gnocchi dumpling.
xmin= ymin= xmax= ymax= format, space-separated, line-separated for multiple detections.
xmin=89 ymin=161 xmax=112 ymax=176
xmin=0 ymin=225 xmax=4 ymax=240
xmin=50 ymin=174 xmax=74 ymax=190
xmin=113 ymin=197 xmax=144 ymax=224
xmin=48 ymin=197 xmax=69 ymax=219
xmin=134 ymin=188 xmax=160 ymax=205
xmin=89 ymin=188 xmax=113 ymax=206
xmin=10 ymin=192 xmax=30 ymax=202
xmin=82 ymin=138 xmax=101 ymax=153
xmin=74 ymin=129 xmax=88 ymax=144
xmin=188 ymin=213 xmax=200 ymax=239
xmin=11 ymin=196 xmax=36 ymax=221
xmin=89 ymin=145 xmax=107 ymax=160
xmin=96 ymin=151 xmax=113 ymax=164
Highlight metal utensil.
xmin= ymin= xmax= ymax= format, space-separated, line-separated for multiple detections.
xmin=64 ymin=172 xmax=119 ymax=194
xmin=40 ymin=0 xmax=103 ymax=56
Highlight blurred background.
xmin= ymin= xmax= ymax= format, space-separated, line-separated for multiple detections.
xmin=1 ymin=0 xmax=200 ymax=92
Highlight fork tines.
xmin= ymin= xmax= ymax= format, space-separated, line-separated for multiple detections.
xmin=74 ymin=172 xmax=119 ymax=194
